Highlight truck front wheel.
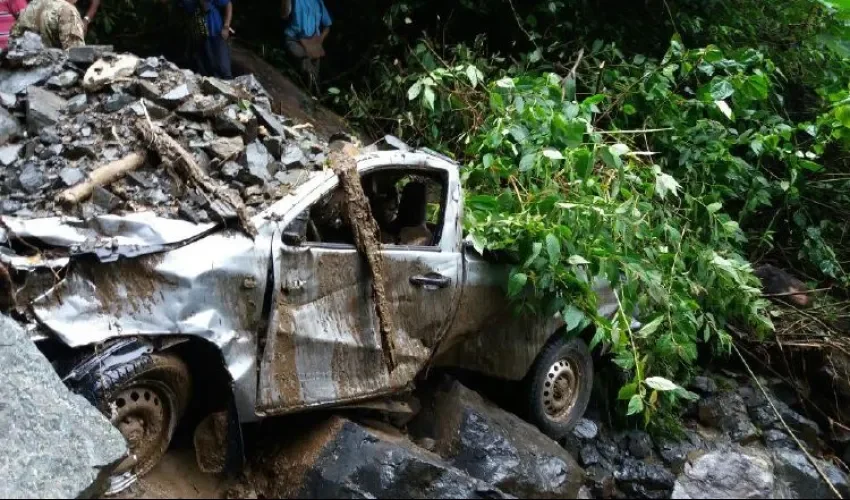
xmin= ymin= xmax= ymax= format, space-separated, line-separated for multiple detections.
xmin=88 ymin=353 xmax=192 ymax=495
xmin=526 ymin=335 xmax=593 ymax=440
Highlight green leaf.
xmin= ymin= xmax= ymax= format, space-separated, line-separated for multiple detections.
xmin=496 ymin=77 xmax=515 ymax=89
xmin=328 ymin=87 xmax=341 ymax=95
xmin=645 ymin=377 xmax=680 ymax=391
xmin=423 ymin=87 xmax=436 ymax=110
xmin=519 ymin=153 xmax=537 ymax=171
xmin=546 ymin=234 xmax=561 ymax=265
xmin=798 ymin=160 xmax=824 ymax=172
xmin=563 ymin=305 xmax=584 ymax=330
xmin=565 ymin=76 xmax=577 ymax=102
xmin=706 ymin=202 xmax=723 ymax=213
xmin=564 ymin=119 xmax=585 ymax=148
xmin=618 ymin=383 xmax=638 ymax=401
xmin=623 ymin=104 xmax=637 ymax=115
xmin=627 ymin=395 xmax=645 ymax=416
xmin=835 ymin=105 xmax=850 ymax=128
xmin=715 ymin=100 xmax=734 ymax=120
xmin=525 ymin=242 xmax=544 ymax=267
xmin=600 ymin=146 xmax=621 ymax=168
xmin=407 ymin=81 xmax=423 ymax=101
xmin=637 ymin=316 xmax=664 ymax=337
xmin=466 ymin=65 xmax=479 ymax=87
xmin=655 ymin=171 xmax=681 ymax=199
xmin=542 ymin=148 xmax=564 ymax=160
xmin=568 ymin=255 xmax=590 ymax=265
xmin=508 ymin=272 xmax=528 ymax=297
xmin=709 ymin=79 xmax=735 ymax=101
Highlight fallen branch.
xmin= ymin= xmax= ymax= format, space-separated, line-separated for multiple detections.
xmin=328 ymin=141 xmax=396 ymax=372
xmin=56 ymin=152 xmax=147 ymax=206
xmin=135 ymin=117 xmax=257 ymax=237
xmin=733 ymin=342 xmax=844 ymax=500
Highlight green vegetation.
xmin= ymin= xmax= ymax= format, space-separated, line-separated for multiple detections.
xmin=326 ymin=0 xmax=850 ymax=425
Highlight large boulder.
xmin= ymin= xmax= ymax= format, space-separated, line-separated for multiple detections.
xmin=0 ymin=314 xmax=127 ymax=498
xmin=247 ymin=415 xmax=512 ymax=499
xmin=772 ymin=448 xmax=850 ymax=499
xmin=672 ymin=447 xmax=777 ymax=499
xmin=411 ymin=379 xmax=585 ymax=499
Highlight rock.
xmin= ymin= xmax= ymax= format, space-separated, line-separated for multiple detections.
xmin=672 ymin=447 xmax=776 ymax=499
xmin=240 ymin=141 xmax=273 ymax=184
xmin=0 ymin=144 xmax=22 ymax=166
xmin=138 ymin=70 xmax=159 ymax=79
xmin=103 ymin=92 xmax=134 ymax=112
xmin=91 ymin=186 xmax=121 ymax=212
xmin=615 ymin=459 xmax=676 ymax=499
xmin=658 ymin=431 xmax=706 ymax=473
xmin=753 ymin=264 xmax=811 ymax=308
xmin=0 ymin=314 xmax=127 ymax=498
xmin=38 ymin=127 xmax=61 ymax=145
xmin=0 ymin=92 xmax=16 ymax=109
xmin=5 ymin=31 xmax=44 ymax=59
xmin=214 ymin=108 xmax=245 ymax=136
xmin=248 ymin=416 xmax=511 ymax=499
xmin=178 ymin=202 xmax=206 ymax=224
xmin=46 ymin=70 xmax=79 ymax=88
xmin=1 ymin=199 xmax=22 ymax=214
xmin=59 ymin=167 xmax=85 ymax=187
xmin=263 ymin=136 xmax=285 ymax=159
xmin=26 ymin=87 xmax=66 ymax=133
xmin=83 ymin=54 xmax=139 ymax=91
xmin=690 ymin=377 xmax=718 ymax=395
xmin=0 ymin=107 xmax=21 ymax=145
xmin=629 ymin=431 xmax=655 ymax=459
xmin=68 ymin=45 xmax=114 ymax=65
xmin=580 ymin=444 xmax=603 ymax=466
xmin=220 ymin=161 xmax=241 ymax=179
xmin=574 ymin=418 xmax=600 ymax=441
xmin=740 ymin=383 xmax=822 ymax=451
xmin=66 ymin=94 xmax=88 ymax=113
xmin=18 ymin=162 xmax=44 ymax=193
xmin=772 ymin=448 xmax=850 ymax=499
xmin=0 ymin=65 xmax=57 ymax=94
xmin=282 ymin=143 xmax=307 ymax=169
xmin=202 ymin=77 xmax=249 ymax=102
xmin=208 ymin=136 xmax=244 ymax=160
xmin=159 ymin=83 xmax=191 ymax=108
xmin=177 ymin=94 xmax=227 ymax=120
xmin=128 ymin=98 xmax=169 ymax=120
xmin=252 ymin=103 xmax=286 ymax=137
xmin=232 ymin=74 xmax=269 ymax=98
xmin=410 ymin=379 xmax=585 ymax=499
xmin=63 ymin=142 xmax=97 ymax=160
xmin=698 ymin=392 xmax=759 ymax=443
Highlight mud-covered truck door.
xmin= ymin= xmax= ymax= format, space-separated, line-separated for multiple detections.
xmin=257 ymin=151 xmax=464 ymax=415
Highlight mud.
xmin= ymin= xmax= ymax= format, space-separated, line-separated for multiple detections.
xmin=71 ymin=252 xmax=170 ymax=317
xmin=193 ymin=411 xmax=229 ymax=474
xmin=111 ymin=448 xmax=226 ymax=500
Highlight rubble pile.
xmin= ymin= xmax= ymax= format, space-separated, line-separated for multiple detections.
xmin=0 ymin=33 xmax=330 ymax=225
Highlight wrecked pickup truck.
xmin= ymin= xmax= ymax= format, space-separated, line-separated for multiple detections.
xmin=1 ymin=148 xmax=631 ymax=493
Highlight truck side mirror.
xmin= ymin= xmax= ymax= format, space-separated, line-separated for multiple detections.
xmin=282 ymin=231 xmax=304 ymax=246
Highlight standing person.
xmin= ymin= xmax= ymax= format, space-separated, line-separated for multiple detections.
xmin=0 ymin=0 xmax=28 ymax=49
xmin=281 ymin=0 xmax=331 ymax=92
xmin=176 ymin=0 xmax=232 ymax=79
xmin=9 ymin=0 xmax=84 ymax=49
xmin=76 ymin=0 xmax=98 ymax=36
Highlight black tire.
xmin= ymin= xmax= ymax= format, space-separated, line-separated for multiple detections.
xmin=87 ymin=353 xmax=191 ymax=495
xmin=526 ymin=335 xmax=593 ymax=440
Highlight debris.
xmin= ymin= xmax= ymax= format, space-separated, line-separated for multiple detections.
xmin=26 ymin=86 xmax=66 ymax=133
xmin=103 ymin=92 xmax=134 ymax=112
xmin=202 ymin=77 xmax=249 ymax=102
xmin=240 ymin=140 xmax=273 ymax=184
xmin=66 ymin=94 xmax=88 ymax=113
xmin=0 ymin=107 xmax=20 ymax=145
xmin=57 ymin=152 xmax=147 ymax=205
xmin=0 ymin=262 xmax=15 ymax=312
xmin=0 ymin=144 xmax=22 ymax=166
xmin=18 ymin=162 xmax=44 ymax=193
xmin=59 ymin=167 xmax=85 ymax=187
xmin=68 ymin=45 xmax=114 ymax=65
xmin=209 ymin=135 xmax=244 ymax=160
xmin=282 ymin=143 xmax=307 ymax=169
xmin=252 ymin=103 xmax=286 ymax=137
xmin=46 ymin=70 xmax=79 ymax=88
xmin=672 ymin=447 xmax=777 ymax=499
xmin=698 ymin=392 xmax=760 ymax=443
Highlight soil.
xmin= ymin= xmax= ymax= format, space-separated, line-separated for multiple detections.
xmin=110 ymin=448 xmax=226 ymax=500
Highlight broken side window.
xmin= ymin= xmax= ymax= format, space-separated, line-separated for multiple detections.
xmin=363 ymin=169 xmax=448 ymax=247
xmin=286 ymin=185 xmax=356 ymax=245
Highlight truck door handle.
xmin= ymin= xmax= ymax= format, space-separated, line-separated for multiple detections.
xmin=410 ymin=273 xmax=451 ymax=289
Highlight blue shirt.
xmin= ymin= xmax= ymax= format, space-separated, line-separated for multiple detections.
xmin=284 ymin=0 xmax=332 ymax=41
xmin=178 ymin=0 xmax=231 ymax=37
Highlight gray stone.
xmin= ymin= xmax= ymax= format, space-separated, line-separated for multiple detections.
xmin=202 ymin=77 xmax=249 ymax=102
xmin=282 ymin=143 xmax=307 ymax=169
xmin=159 ymin=84 xmax=191 ymax=107
xmin=0 ymin=107 xmax=21 ymax=146
xmin=615 ymin=459 xmax=676 ymax=499
xmin=0 ymin=315 xmax=127 ymax=499
xmin=699 ymin=392 xmax=759 ymax=443
xmin=691 ymin=377 xmax=718 ymax=395
xmin=658 ymin=431 xmax=706 ymax=473
xmin=68 ymin=45 xmax=114 ymax=65
xmin=580 ymin=444 xmax=603 ymax=466
xmin=0 ymin=65 xmax=57 ymax=94
xmin=39 ymin=127 xmax=61 ymax=145
xmin=672 ymin=447 xmax=776 ymax=499
xmin=249 ymin=415 xmax=511 ymax=499
xmin=763 ymin=430 xmax=795 ymax=450
xmin=45 ymin=144 xmax=63 ymax=158
xmin=772 ymin=449 xmax=850 ymax=499
xmin=26 ymin=87 xmax=66 ymax=133
xmin=208 ymin=136 xmax=244 ymax=160
xmin=0 ymin=92 xmax=16 ymax=109
xmin=63 ymin=142 xmax=97 ymax=160
xmin=252 ymin=104 xmax=286 ymax=137
xmin=232 ymin=74 xmax=269 ymax=97
xmin=0 ymin=144 xmax=22 ymax=166
xmin=177 ymin=94 xmax=227 ymax=120
xmin=1 ymin=199 xmax=21 ymax=214
xmin=59 ymin=167 xmax=85 ymax=187
xmin=128 ymin=98 xmax=169 ymax=120
xmin=139 ymin=70 xmax=159 ymax=79
xmin=240 ymin=141 xmax=273 ymax=184
xmin=263 ymin=136 xmax=285 ymax=159
xmin=92 ymin=186 xmax=121 ymax=211
xmin=206 ymin=199 xmax=238 ymax=220
xmin=46 ymin=70 xmax=79 ymax=88
xmin=740 ymin=384 xmax=822 ymax=450
xmin=178 ymin=202 xmax=204 ymax=224
xmin=629 ymin=431 xmax=655 ymax=459
xmin=66 ymin=94 xmax=88 ymax=113
xmin=18 ymin=162 xmax=44 ymax=193
xmin=214 ymin=108 xmax=245 ymax=136
xmin=103 ymin=92 xmax=134 ymax=113
xmin=220 ymin=161 xmax=242 ymax=179
xmin=410 ymin=379 xmax=585 ymax=499
xmin=5 ymin=31 xmax=44 ymax=59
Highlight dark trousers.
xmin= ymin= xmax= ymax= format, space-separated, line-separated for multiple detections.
xmin=193 ymin=35 xmax=232 ymax=79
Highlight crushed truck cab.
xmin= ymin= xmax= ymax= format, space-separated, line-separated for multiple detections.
xmin=1 ymin=148 xmax=628 ymax=492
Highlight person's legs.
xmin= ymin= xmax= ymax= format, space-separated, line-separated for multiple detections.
xmin=208 ymin=35 xmax=232 ymax=79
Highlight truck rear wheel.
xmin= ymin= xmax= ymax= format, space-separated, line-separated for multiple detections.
xmin=526 ymin=335 xmax=593 ymax=440
xmin=88 ymin=353 xmax=191 ymax=496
